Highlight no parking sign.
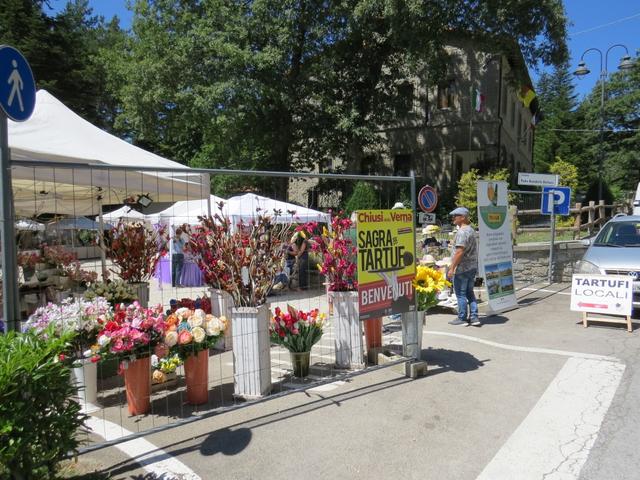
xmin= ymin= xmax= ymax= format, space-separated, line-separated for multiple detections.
xmin=418 ymin=185 xmax=438 ymax=213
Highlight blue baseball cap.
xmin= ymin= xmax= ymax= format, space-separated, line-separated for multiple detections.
xmin=449 ymin=207 xmax=470 ymax=217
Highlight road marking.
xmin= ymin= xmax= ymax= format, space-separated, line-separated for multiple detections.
xmin=520 ymin=286 xmax=571 ymax=296
xmin=425 ymin=330 xmax=619 ymax=361
xmin=476 ymin=357 xmax=625 ymax=480
xmin=85 ymin=416 xmax=200 ymax=480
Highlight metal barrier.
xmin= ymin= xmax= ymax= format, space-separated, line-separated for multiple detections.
xmin=7 ymin=161 xmax=422 ymax=450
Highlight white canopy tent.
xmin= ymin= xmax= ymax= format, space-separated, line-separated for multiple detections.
xmin=102 ymin=205 xmax=149 ymax=223
xmin=222 ymin=193 xmax=330 ymax=225
xmin=8 ymin=90 xmax=209 ymax=216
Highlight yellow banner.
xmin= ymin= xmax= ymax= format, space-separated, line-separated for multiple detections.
xmin=356 ymin=209 xmax=416 ymax=320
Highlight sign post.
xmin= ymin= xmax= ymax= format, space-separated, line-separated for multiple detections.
xmin=541 ymin=186 xmax=571 ymax=284
xmin=0 ymin=45 xmax=36 ymax=331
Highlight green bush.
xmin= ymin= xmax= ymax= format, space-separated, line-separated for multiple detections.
xmin=344 ymin=182 xmax=380 ymax=216
xmin=0 ymin=328 xmax=86 ymax=479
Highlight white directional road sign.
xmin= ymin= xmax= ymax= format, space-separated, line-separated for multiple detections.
xmin=518 ymin=172 xmax=559 ymax=187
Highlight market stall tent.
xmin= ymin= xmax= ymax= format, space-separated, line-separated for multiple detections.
xmin=222 ymin=193 xmax=330 ymax=225
xmin=8 ymin=90 xmax=209 ymax=216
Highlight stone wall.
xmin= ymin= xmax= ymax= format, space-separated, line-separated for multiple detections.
xmin=513 ymin=241 xmax=587 ymax=283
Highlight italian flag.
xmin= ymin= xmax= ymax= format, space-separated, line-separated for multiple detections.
xmin=472 ymin=89 xmax=484 ymax=112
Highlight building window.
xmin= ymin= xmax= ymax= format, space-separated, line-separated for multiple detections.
xmin=437 ymin=79 xmax=456 ymax=109
xmin=396 ymin=82 xmax=414 ymax=115
xmin=501 ymin=86 xmax=507 ymax=115
xmin=394 ymin=154 xmax=411 ymax=177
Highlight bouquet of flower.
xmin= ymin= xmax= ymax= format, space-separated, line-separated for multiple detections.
xmin=306 ymin=213 xmax=358 ymax=291
xmin=96 ymin=302 xmax=165 ymax=359
xmin=25 ymin=296 xmax=113 ymax=360
xmin=17 ymin=251 xmax=41 ymax=269
xmin=106 ymin=220 xmax=168 ymax=284
xmin=188 ymin=204 xmax=292 ymax=307
xmin=41 ymin=244 xmax=78 ymax=270
xmin=412 ymin=265 xmax=451 ymax=311
xmin=84 ymin=280 xmax=137 ymax=307
xmin=162 ymin=307 xmax=228 ymax=359
xmin=170 ymin=296 xmax=212 ymax=314
xmin=151 ymin=352 xmax=183 ymax=384
xmin=269 ymin=305 xmax=325 ymax=353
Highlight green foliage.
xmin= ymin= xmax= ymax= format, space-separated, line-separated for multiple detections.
xmin=455 ymin=168 xmax=511 ymax=224
xmin=549 ymin=157 xmax=578 ymax=202
xmin=344 ymin=182 xmax=380 ymax=215
xmin=0 ymin=328 xmax=86 ymax=479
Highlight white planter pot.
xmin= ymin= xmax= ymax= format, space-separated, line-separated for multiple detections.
xmin=330 ymin=291 xmax=364 ymax=369
xmin=231 ymin=305 xmax=272 ymax=399
xmin=129 ymin=282 xmax=150 ymax=308
xmin=70 ymin=359 xmax=99 ymax=413
xmin=211 ymin=289 xmax=234 ymax=350
xmin=401 ymin=310 xmax=424 ymax=359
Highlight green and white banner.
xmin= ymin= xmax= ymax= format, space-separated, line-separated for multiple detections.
xmin=477 ymin=180 xmax=518 ymax=313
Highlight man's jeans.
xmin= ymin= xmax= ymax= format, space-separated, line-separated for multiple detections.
xmin=172 ymin=253 xmax=184 ymax=287
xmin=453 ymin=268 xmax=478 ymax=322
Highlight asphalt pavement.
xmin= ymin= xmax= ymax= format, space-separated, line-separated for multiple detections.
xmin=75 ymin=281 xmax=640 ymax=480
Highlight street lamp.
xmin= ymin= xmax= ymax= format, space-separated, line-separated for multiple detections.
xmin=573 ymin=44 xmax=635 ymax=201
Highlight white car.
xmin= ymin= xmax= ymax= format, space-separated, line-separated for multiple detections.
xmin=576 ymin=214 xmax=640 ymax=312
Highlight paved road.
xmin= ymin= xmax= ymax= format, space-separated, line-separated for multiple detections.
xmin=78 ymin=282 xmax=640 ymax=479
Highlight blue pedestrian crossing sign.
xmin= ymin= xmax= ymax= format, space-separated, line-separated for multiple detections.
xmin=541 ymin=186 xmax=571 ymax=215
xmin=0 ymin=45 xmax=36 ymax=122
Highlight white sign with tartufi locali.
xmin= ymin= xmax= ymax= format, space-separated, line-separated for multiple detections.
xmin=570 ymin=274 xmax=633 ymax=316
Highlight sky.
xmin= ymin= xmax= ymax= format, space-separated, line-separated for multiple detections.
xmin=47 ymin=0 xmax=639 ymax=99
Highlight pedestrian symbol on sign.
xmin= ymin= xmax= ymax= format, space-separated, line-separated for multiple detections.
xmin=7 ymin=59 xmax=24 ymax=112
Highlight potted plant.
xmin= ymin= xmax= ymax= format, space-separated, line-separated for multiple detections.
xmin=269 ymin=305 xmax=325 ymax=378
xmin=159 ymin=307 xmax=228 ymax=404
xmin=188 ymin=206 xmax=292 ymax=398
xmin=95 ymin=302 xmax=166 ymax=415
xmin=105 ymin=220 xmax=168 ymax=307
xmin=17 ymin=251 xmax=41 ymax=282
xmin=306 ymin=213 xmax=362 ymax=368
xmin=84 ymin=280 xmax=137 ymax=308
xmin=151 ymin=352 xmax=182 ymax=387
xmin=24 ymin=296 xmax=113 ymax=412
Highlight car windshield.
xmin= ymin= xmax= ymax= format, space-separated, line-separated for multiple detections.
xmin=594 ymin=221 xmax=640 ymax=247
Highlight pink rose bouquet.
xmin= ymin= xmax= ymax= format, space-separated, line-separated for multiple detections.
xmin=269 ymin=305 xmax=325 ymax=353
xmin=96 ymin=301 xmax=165 ymax=360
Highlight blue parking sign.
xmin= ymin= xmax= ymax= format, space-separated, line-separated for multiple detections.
xmin=0 ymin=45 xmax=36 ymax=122
xmin=541 ymin=186 xmax=571 ymax=215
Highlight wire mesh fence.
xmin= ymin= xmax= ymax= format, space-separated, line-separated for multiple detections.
xmin=8 ymin=162 xmax=420 ymax=449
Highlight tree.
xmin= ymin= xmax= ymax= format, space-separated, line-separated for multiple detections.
xmin=533 ymin=62 xmax=582 ymax=175
xmin=344 ymin=182 xmax=379 ymax=216
xmin=549 ymin=156 xmax=578 ymax=201
xmin=100 ymin=0 xmax=569 ymax=196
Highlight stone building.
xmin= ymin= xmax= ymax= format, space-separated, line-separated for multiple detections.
xmin=289 ymin=39 xmax=536 ymax=208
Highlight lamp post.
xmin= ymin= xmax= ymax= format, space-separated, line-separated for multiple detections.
xmin=573 ymin=45 xmax=634 ymax=201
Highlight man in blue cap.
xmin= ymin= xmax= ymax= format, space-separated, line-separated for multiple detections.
xmin=446 ymin=207 xmax=480 ymax=326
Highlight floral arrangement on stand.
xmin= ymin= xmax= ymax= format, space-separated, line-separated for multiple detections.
xmin=168 ymin=296 xmax=212 ymax=315
xmin=24 ymin=296 xmax=113 ymax=363
xmin=41 ymin=244 xmax=78 ymax=270
xmin=305 ymin=213 xmax=358 ymax=292
xmin=106 ymin=220 xmax=168 ymax=284
xmin=412 ymin=265 xmax=451 ymax=311
xmin=84 ymin=280 xmax=137 ymax=307
xmin=187 ymin=205 xmax=293 ymax=307
xmin=161 ymin=307 xmax=228 ymax=358
xmin=269 ymin=305 xmax=325 ymax=353
xmin=95 ymin=301 xmax=166 ymax=361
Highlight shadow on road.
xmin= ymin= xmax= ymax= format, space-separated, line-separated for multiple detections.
xmin=422 ymin=347 xmax=487 ymax=375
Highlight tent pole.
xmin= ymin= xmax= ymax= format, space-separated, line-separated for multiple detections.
xmin=97 ymin=199 xmax=108 ymax=281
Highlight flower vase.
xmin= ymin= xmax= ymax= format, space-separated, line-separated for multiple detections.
xmin=70 ymin=359 xmax=99 ymax=413
xmin=211 ymin=289 xmax=233 ymax=350
xmin=231 ymin=305 xmax=272 ymax=399
xmin=22 ymin=266 xmax=35 ymax=282
xmin=123 ymin=356 xmax=151 ymax=415
xmin=330 ymin=291 xmax=364 ymax=369
xmin=129 ymin=282 xmax=150 ymax=308
xmin=363 ymin=317 xmax=383 ymax=364
xmin=401 ymin=310 xmax=424 ymax=359
xmin=184 ymin=349 xmax=209 ymax=405
xmin=290 ymin=351 xmax=311 ymax=378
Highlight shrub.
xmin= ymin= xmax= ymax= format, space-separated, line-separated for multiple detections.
xmin=0 ymin=328 xmax=86 ymax=479
xmin=344 ymin=182 xmax=379 ymax=216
